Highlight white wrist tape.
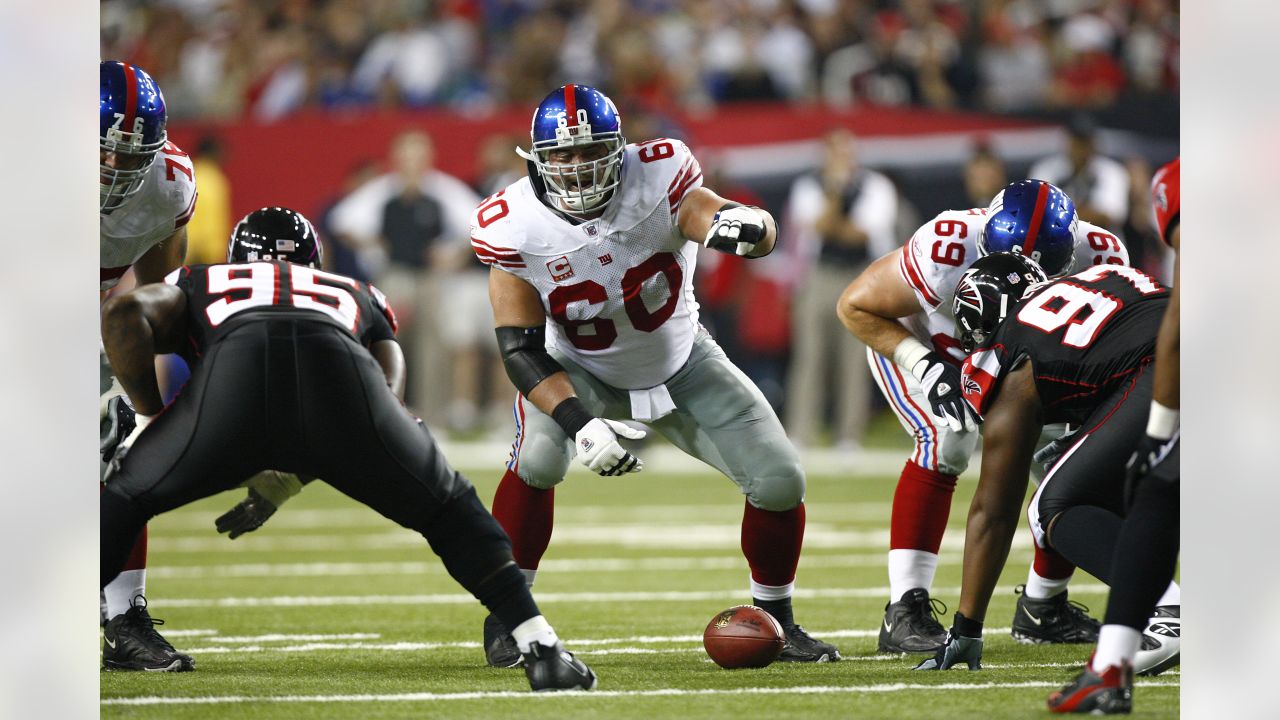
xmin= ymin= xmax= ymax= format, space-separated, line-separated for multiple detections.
xmin=892 ymin=337 xmax=932 ymax=378
xmin=1146 ymin=400 xmax=1179 ymax=440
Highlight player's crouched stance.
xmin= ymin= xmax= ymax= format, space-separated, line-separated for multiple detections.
xmin=473 ymin=85 xmax=839 ymax=667
xmin=99 ymin=208 xmax=595 ymax=692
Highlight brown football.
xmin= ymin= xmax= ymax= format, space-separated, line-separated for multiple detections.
xmin=703 ymin=605 xmax=785 ymax=669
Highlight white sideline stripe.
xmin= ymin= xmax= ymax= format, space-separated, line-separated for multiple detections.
xmin=101 ymin=680 xmax=1178 ymax=706
xmin=153 ymin=584 xmax=1107 ymax=609
xmin=208 ymin=633 xmax=380 ymax=643
xmin=147 ymin=551 xmax=1038 ymax=580
xmin=158 ymin=502 xmax=897 ymax=531
xmin=159 ymin=629 xmax=219 ymax=638
xmin=149 ymin=526 xmax=1028 ymax=553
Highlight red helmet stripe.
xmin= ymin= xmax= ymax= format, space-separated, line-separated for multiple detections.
xmin=563 ymin=84 xmax=578 ymax=127
xmin=1023 ymin=181 xmax=1050 ymax=255
xmin=121 ymin=62 xmax=139 ymax=136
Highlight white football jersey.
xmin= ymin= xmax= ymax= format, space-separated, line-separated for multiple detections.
xmin=100 ymin=141 xmax=197 ymax=290
xmin=898 ymin=208 xmax=1130 ymax=363
xmin=471 ymin=139 xmax=704 ymax=389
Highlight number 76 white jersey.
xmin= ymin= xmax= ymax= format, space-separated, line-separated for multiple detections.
xmin=470 ymin=139 xmax=705 ymax=390
xmin=897 ymin=208 xmax=1130 ymax=364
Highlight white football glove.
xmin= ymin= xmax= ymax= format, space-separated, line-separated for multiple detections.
xmin=704 ymin=206 xmax=766 ymax=256
xmin=574 ymin=418 xmax=646 ymax=476
xmin=912 ymin=352 xmax=981 ymax=433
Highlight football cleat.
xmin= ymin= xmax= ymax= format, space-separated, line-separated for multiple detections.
xmin=878 ymin=588 xmax=948 ymax=653
xmin=1047 ymin=658 xmax=1133 ymax=714
xmin=1135 ymin=605 xmax=1180 ymax=676
xmin=778 ymin=624 xmax=842 ymax=662
xmin=483 ymin=613 xmax=523 ymax=668
xmin=102 ymin=596 xmax=194 ymax=672
xmin=522 ymin=641 xmax=597 ymax=692
xmin=1011 ymin=585 xmax=1100 ymax=644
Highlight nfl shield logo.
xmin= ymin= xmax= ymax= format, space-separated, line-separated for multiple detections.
xmin=584 ymin=223 xmax=599 ymax=238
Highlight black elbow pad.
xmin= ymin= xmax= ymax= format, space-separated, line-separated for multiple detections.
xmin=495 ymin=326 xmax=563 ymax=396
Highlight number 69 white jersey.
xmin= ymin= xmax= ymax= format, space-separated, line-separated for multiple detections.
xmin=898 ymin=208 xmax=1130 ymax=364
xmin=470 ymin=139 xmax=704 ymax=390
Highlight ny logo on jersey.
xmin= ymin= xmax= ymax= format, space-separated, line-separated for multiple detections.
xmin=598 ymin=254 xmax=613 ymax=266
xmin=548 ymin=256 xmax=575 ymax=282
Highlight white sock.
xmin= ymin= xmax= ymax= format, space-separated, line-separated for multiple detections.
xmin=1092 ymin=624 xmax=1141 ymax=671
xmin=1156 ymin=580 xmax=1180 ymax=608
xmin=749 ymin=578 xmax=794 ymax=601
xmin=888 ymin=549 xmax=938 ymax=601
xmin=1023 ymin=566 xmax=1073 ymax=599
xmin=521 ymin=569 xmax=537 ymax=588
xmin=103 ymin=569 xmax=145 ymax=620
xmin=511 ymin=615 xmax=559 ymax=653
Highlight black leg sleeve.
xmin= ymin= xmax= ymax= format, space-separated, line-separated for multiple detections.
xmin=423 ymin=486 xmax=542 ymax=631
xmin=1046 ymin=505 xmax=1122 ymax=584
xmin=101 ymin=489 xmax=153 ymax=589
xmin=1103 ymin=477 xmax=1180 ymax=629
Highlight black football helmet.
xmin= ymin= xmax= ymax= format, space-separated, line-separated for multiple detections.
xmin=953 ymin=252 xmax=1048 ymax=354
xmin=227 ymin=207 xmax=322 ymax=267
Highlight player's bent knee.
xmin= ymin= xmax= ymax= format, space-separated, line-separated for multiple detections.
xmin=513 ymin=435 xmax=571 ymax=490
xmin=423 ymin=486 xmax=517 ymax=591
xmin=746 ymin=463 xmax=806 ymax=512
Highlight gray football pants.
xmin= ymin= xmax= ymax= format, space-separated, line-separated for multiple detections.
xmin=508 ymin=331 xmax=806 ymax=511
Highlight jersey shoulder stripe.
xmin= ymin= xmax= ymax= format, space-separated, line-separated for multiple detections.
xmin=899 ymin=243 xmax=942 ymax=307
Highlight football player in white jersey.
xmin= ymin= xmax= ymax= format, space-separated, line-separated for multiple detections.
xmin=471 ymin=85 xmax=840 ymax=667
xmin=99 ymin=60 xmax=196 ymax=672
xmin=836 ymin=180 xmax=1168 ymax=654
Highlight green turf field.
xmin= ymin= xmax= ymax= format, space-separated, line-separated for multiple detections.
xmin=100 ymin=452 xmax=1179 ymax=718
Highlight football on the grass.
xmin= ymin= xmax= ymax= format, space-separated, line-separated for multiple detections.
xmin=703 ymin=605 xmax=785 ymax=669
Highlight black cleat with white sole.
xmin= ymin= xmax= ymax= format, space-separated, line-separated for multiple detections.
xmin=878 ymin=588 xmax=948 ymax=653
xmin=102 ymin=596 xmax=194 ymax=672
xmin=483 ymin=613 xmax=523 ymax=668
xmin=779 ymin=624 xmax=842 ymax=662
xmin=522 ymin=641 xmax=597 ymax=692
xmin=1010 ymin=585 xmax=1100 ymax=644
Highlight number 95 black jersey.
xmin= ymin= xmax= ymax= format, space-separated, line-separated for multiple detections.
xmin=164 ymin=261 xmax=398 ymax=361
xmin=961 ymin=265 xmax=1169 ymax=425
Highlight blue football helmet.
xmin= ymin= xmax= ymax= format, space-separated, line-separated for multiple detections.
xmin=100 ymin=61 xmax=168 ymax=212
xmin=979 ymin=180 xmax=1077 ymax=277
xmin=227 ymin=207 xmax=323 ymax=268
xmin=517 ymin=84 xmax=625 ymax=215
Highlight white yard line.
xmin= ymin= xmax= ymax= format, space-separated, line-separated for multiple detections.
xmin=147 ymin=551 xmax=1038 ymax=579
xmin=102 ymin=679 xmax=1178 ymax=706
xmin=152 ymin=584 xmax=1109 ymax=609
xmin=148 ymin=526 xmax=1031 ymax=553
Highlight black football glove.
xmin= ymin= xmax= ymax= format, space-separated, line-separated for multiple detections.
xmin=913 ymin=631 xmax=983 ymax=671
xmin=912 ymin=352 xmax=981 ymax=433
xmin=704 ymin=206 xmax=767 ymax=256
xmin=215 ymin=487 xmax=278 ymax=539
xmin=1033 ymin=429 xmax=1080 ymax=473
xmin=100 ymin=395 xmax=137 ymax=465
xmin=1124 ymin=431 xmax=1179 ymax=510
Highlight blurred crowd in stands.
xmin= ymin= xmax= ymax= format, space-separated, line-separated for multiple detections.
xmin=103 ymin=0 xmax=1178 ymax=121
xmin=124 ymin=0 xmax=1177 ymax=446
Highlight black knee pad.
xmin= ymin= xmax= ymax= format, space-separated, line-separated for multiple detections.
xmin=422 ymin=486 xmax=516 ymax=591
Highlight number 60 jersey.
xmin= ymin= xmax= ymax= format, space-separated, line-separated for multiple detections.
xmin=470 ymin=139 xmax=704 ymax=390
xmin=163 ymin=261 xmax=398 ymax=362
xmin=899 ymin=209 xmax=1130 ymax=364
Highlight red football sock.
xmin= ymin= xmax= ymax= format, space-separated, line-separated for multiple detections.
xmin=490 ymin=469 xmax=554 ymax=570
xmin=1033 ymin=543 xmax=1077 ymax=580
xmin=889 ymin=461 xmax=957 ymax=553
xmin=741 ymin=501 xmax=805 ymax=587
xmin=122 ymin=525 xmax=147 ymax=572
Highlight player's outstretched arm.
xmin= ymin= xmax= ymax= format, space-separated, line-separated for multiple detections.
xmin=1152 ymin=228 xmax=1179 ymax=412
xmin=677 ymin=187 xmax=777 ymax=258
xmin=131 ymin=226 xmax=189 ymax=286
xmin=958 ymin=363 xmax=1042 ymax=626
xmin=489 ymin=268 xmax=644 ymax=476
xmin=100 ymin=283 xmax=188 ymax=416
